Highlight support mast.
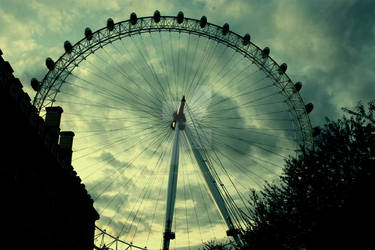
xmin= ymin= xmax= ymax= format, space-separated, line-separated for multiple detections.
xmin=163 ymin=96 xmax=242 ymax=248
xmin=163 ymin=96 xmax=186 ymax=250
xmin=184 ymin=126 xmax=242 ymax=246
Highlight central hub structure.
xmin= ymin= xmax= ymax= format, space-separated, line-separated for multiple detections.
xmin=171 ymin=96 xmax=186 ymax=130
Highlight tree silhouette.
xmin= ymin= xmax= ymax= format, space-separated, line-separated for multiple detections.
xmin=243 ymin=100 xmax=375 ymax=249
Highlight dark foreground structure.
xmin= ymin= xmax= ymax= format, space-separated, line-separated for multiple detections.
xmin=0 ymin=49 xmax=99 ymax=249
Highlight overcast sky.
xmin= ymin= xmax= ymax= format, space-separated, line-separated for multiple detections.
xmin=1 ymin=0 xmax=374 ymax=126
xmin=1 ymin=0 xmax=374 ymax=249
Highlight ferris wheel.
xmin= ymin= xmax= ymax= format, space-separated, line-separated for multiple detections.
xmin=32 ymin=10 xmax=313 ymax=250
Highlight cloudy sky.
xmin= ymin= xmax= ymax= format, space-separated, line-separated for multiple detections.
xmin=1 ymin=0 xmax=374 ymax=249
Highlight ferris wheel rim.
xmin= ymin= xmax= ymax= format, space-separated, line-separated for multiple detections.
xmin=32 ymin=14 xmax=312 ymax=150
xmin=32 ymin=12 xmax=314 ymax=249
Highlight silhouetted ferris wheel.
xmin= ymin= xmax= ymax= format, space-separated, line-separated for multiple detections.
xmin=32 ymin=10 xmax=313 ymax=249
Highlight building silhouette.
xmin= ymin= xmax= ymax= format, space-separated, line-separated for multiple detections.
xmin=0 ymin=48 xmax=99 ymax=249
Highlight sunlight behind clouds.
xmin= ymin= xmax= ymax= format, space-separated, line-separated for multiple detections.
xmin=1 ymin=0 xmax=374 ymax=249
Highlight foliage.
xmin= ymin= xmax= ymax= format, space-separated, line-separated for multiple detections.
xmin=243 ymin=100 xmax=375 ymax=249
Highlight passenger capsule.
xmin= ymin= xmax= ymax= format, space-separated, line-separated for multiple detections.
xmin=294 ymin=81 xmax=302 ymax=92
xmin=130 ymin=12 xmax=137 ymax=25
xmin=64 ymin=40 xmax=73 ymax=54
xmin=222 ymin=23 xmax=229 ymax=35
xmin=242 ymin=33 xmax=251 ymax=46
xmin=262 ymin=47 xmax=270 ymax=58
xmin=200 ymin=16 xmax=207 ymax=28
xmin=153 ymin=10 xmax=161 ymax=23
xmin=107 ymin=18 xmax=115 ymax=31
xmin=31 ymin=78 xmax=40 ymax=92
xmin=305 ymin=103 xmax=314 ymax=114
xmin=45 ymin=57 xmax=55 ymax=71
xmin=278 ymin=63 xmax=287 ymax=74
xmin=177 ymin=11 xmax=184 ymax=24
xmin=85 ymin=27 xmax=93 ymax=40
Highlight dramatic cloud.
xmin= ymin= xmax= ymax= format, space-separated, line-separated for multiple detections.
xmin=1 ymin=0 xmax=374 ymax=249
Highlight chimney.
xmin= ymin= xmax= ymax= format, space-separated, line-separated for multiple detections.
xmin=59 ymin=131 xmax=75 ymax=167
xmin=45 ymin=106 xmax=63 ymax=145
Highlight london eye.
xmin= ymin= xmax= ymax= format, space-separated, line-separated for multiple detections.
xmin=31 ymin=10 xmax=313 ymax=249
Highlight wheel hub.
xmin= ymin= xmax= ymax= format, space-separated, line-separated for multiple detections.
xmin=171 ymin=96 xmax=186 ymax=130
